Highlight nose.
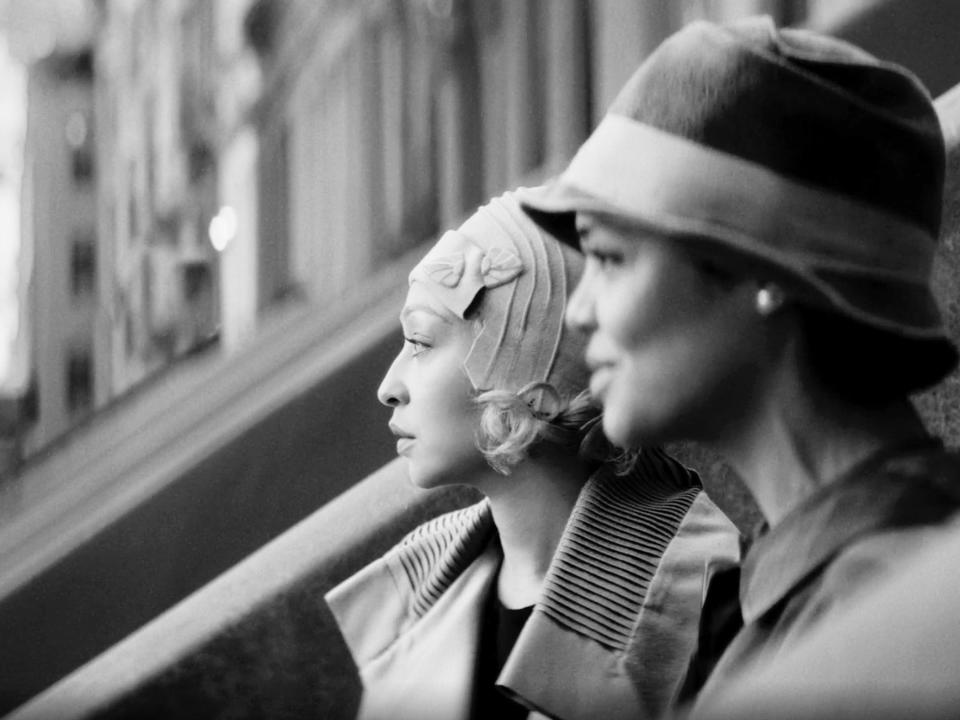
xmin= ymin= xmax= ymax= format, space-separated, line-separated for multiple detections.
xmin=377 ymin=352 xmax=409 ymax=407
xmin=565 ymin=265 xmax=597 ymax=334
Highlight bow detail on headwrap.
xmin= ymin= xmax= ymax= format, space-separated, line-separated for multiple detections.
xmin=479 ymin=247 xmax=523 ymax=287
xmin=409 ymin=230 xmax=524 ymax=318
xmin=421 ymin=246 xmax=522 ymax=290
xmin=421 ymin=255 xmax=465 ymax=288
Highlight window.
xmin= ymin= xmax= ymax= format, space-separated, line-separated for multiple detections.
xmin=257 ymin=121 xmax=291 ymax=309
xmin=71 ymin=147 xmax=94 ymax=184
xmin=182 ymin=261 xmax=212 ymax=302
xmin=66 ymin=348 xmax=93 ymax=414
xmin=125 ymin=311 xmax=137 ymax=357
xmin=128 ymin=190 xmax=139 ymax=241
xmin=70 ymin=234 xmax=96 ymax=297
xmin=66 ymin=111 xmax=94 ymax=185
xmin=521 ymin=0 xmax=547 ymax=172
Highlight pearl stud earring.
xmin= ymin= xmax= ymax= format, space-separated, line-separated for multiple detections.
xmin=756 ymin=284 xmax=785 ymax=316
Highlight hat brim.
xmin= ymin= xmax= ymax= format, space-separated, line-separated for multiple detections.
xmin=516 ymin=182 xmax=620 ymax=250
xmin=518 ymin=181 xmax=957 ymax=385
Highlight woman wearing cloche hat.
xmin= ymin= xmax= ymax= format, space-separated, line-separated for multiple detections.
xmin=521 ymin=15 xmax=960 ymax=717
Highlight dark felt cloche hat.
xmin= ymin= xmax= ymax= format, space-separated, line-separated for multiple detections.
xmin=521 ymin=16 xmax=957 ymax=382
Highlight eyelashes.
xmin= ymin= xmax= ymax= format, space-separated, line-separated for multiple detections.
xmin=403 ymin=336 xmax=431 ymax=358
xmin=587 ymin=249 xmax=625 ymax=270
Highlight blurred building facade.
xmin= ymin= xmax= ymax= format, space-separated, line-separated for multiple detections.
xmin=93 ymin=0 xmax=221 ymax=400
xmin=3 ymin=0 xmax=960 ymax=712
xmin=9 ymin=0 xmax=223 ymax=457
xmin=19 ymin=47 xmax=99 ymax=453
xmin=2 ymin=0 xmax=938 ymax=459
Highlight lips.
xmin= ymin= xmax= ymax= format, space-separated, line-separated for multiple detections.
xmin=576 ymin=331 xmax=615 ymax=401
xmin=388 ymin=423 xmax=414 ymax=439
xmin=589 ymin=365 xmax=614 ymax=402
xmin=585 ymin=340 xmax=617 ymax=400
xmin=389 ymin=423 xmax=415 ymax=455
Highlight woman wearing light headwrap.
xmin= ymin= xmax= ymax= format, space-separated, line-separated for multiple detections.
xmin=325 ymin=190 xmax=739 ymax=720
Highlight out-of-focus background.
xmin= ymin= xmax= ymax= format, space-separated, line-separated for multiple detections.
xmin=0 ymin=0 xmax=959 ymax=717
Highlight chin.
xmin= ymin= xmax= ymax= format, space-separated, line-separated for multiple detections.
xmin=404 ymin=460 xmax=455 ymax=490
xmin=602 ymin=404 xmax=676 ymax=449
xmin=601 ymin=411 xmax=640 ymax=450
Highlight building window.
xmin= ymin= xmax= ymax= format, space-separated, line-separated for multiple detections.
xmin=20 ymin=374 xmax=38 ymax=425
xmin=257 ymin=121 xmax=291 ymax=309
xmin=70 ymin=234 xmax=96 ymax=297
xmin=66 ymin=348 xmax=93 ymax=414
xmin=183 ymin=261 xmax=212 ymax=302
xmin=66 ymin=111 xmax=94 ymax=185
xmin=71 ymin=146 xmax=94 ymax=183
xmin=128 ymin=190 xmax=139 ymax=241
xmin=125 ymin=311 xmax=137 ymax=357
xmin=522 ymin=0 xmax=547 ymax=173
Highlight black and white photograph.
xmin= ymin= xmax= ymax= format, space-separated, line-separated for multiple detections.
xmin=0 ymin=1 xmax=959 ymax=718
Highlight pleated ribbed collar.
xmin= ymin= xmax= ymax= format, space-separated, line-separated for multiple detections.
xmin=383 ymin=448 xmax=703 ymax=719
xmin=389 ymin=449 xmax=701 ymax=645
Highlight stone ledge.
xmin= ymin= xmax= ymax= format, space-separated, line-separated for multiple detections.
xmin=8 ymin=459 xmax=479 ymax=720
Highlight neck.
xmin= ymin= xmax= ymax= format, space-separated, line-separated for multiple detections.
xmin=478 ymin=449 xmax=590 ymax=609
xmin=716 ymin=370 xmax=928 ymax=527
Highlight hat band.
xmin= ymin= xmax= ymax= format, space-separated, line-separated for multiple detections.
xmin=561 ymin=114 xmax=935 ymax=285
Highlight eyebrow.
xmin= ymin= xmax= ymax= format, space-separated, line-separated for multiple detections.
xmin=400 ymin=304 xmax=453 ymax=323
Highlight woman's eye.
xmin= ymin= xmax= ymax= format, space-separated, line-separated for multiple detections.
xmin=588 ymin=249 xmax=624 ymax=270
xmin=404 ymin=336 xmax=430 ymax=357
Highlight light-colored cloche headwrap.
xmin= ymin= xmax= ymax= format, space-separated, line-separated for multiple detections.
xmin=408 ymin=190 xmax=588 ymax=414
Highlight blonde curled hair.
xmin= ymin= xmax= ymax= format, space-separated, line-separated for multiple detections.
xmin=474 ymin=386 xmax=638 ymax=475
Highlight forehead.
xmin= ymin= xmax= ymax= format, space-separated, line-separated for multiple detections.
xmin=577 ymin=211 xmax=716 ymax=266
xmin=576 ymin=211 xmax=660 ymax=240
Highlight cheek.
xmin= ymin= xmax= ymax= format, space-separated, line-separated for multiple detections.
xmin=604 ymin=257 xmax=727 ymax=357
xmin=597 ymin=277 xmax=661 ymax=353
xmin=421 ymin=373 xmax=479 ymax=440
xmin=415 ymin=393 xmax=484 ymax=485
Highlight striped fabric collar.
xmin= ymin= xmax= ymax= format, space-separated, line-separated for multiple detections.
xmin=388 ymin=447 xmax=701 ymax=651
xmin=539 ymin=449 xmax=701 ymax=651
xmin=392 ymin=500 xmax=497 ymax=621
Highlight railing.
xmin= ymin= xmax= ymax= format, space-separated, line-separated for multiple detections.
xmin=6 ymin=459 xmax=479 ymax=720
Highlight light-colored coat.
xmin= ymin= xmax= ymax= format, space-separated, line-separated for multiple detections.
xmin=326 ymin=449 xmax=740 ymax=720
